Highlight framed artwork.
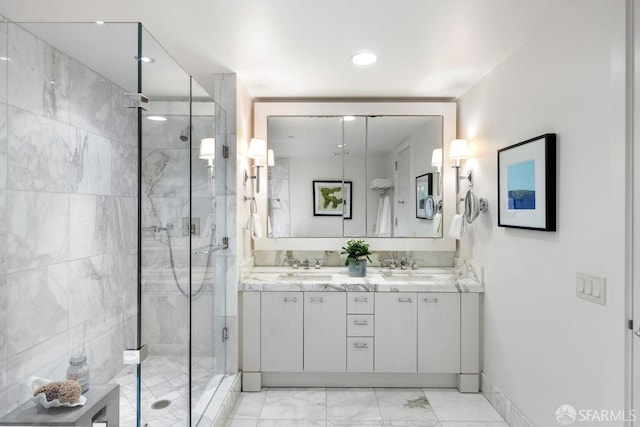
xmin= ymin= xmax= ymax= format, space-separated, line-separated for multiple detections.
xmin=498 ymin=133 xmax=556 ymax=231
xmin=313 ymin=180 xmax=352 ymax=219
xmin=415 ymin=173 xmax=434 ymax=219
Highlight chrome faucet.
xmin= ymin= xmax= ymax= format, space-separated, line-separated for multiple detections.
xmin=286 ymin=257 xmax=300 ymax=269
xmin=382 ymin=259 xmax=397 ymax=269
xmin=301 ymin=259 xmax=310 ymax=269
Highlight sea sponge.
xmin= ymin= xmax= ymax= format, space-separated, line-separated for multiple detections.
xmin=34 ymin=380 xmax=82 ymax=404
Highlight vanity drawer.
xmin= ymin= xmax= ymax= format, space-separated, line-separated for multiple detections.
xmin=347 ymin=337 xmax=374 ymax=372
xmin=347 ymin=293 xmax=374 ymax=314
xmin=347 ymin=315 xmax=374 ymax=336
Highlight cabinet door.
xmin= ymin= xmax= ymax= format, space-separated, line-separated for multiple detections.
xmin=261 ymin=292 xmax=303 ymax=371
xmin=417 ymin=293 xmax=461 ymax=373
xmin=374 ymin=292 xmax=417 ymax=372
xmin=304 ymin=292 xmax=346 ymax=372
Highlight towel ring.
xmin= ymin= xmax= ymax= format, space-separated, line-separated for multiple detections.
xmin=464 ymin=190 xmax=480 ymax=224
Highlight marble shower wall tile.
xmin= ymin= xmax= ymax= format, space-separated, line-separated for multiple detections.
xmin=8 ymin=107 xmax=74 ymax=193
xmin=0 ymin=189 xmax=5 ymax=236
xmin=5 ymin=331 xmax=68 ymax=413
xmin=68 ymin=57 xmax=113 ymax=138
xmin=6 ymin=190 xmax=69 ymax=272
xmin=0 ymin=358 xmax=6 ymax=418
xmin=72 ymin=128 xmax=111 ymax=195
xmin=0 ymin=103 xmax=7 ymax=190
xmin=142 ymin=115 xmax=190 ymax=150
xmin=68 ymin=255 xmax=111 ymax=327
xmin=68 ymin=307 xmax=132 ymax=385
xmin=6 ymin=262 xmax=69 ymax=357
xmin=1 ymin=23 xmax=140 ymax=419
xmin=142 ymin=289 xmax=190 ymax=350
xmin=0 ymin=274 xmax=6 ymax=361
xmin=0 ymin=22 xmax=8 ymax=105
xmin=110 ymin=84 xmax=138 ymax=146
xmin=69 ymin=195 xmax=113 ymax=259
xmin=142 ymin=148 xmax=190 ymax=198
xmin=7 ymin=24 xmax=70 ymax=123
xmin=111 ymin=141 xmax=137 ymax=197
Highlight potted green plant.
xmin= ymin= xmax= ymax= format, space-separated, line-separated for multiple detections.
xmin=341 ymin=239 xmax=372 ymax=277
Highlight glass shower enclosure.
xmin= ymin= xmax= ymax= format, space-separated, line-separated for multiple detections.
xmin=0 ymin=21 xmax=228 ymax=426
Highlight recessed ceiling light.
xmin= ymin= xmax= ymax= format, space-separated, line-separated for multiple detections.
xmin=135 ymin=56 xmax=155 ymax=64
xmin=350 ymin=52 xmax=377 ymax=66
xmin=147 ymin=115 xmax=167 ymax=121
xmin=343 ymin=116 xmax=356 ymax=121
xmin=95 ymin=21 xmax=105 ymax=25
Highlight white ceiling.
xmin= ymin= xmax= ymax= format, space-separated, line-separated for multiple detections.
xmin=0 ymin=0 xmax=573 ymax=99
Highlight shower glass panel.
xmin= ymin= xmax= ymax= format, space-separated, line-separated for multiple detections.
xmin=0 ymin=21 xmax=226 ymax=426
xmin=0 ymin=20 xmax=139 ymax=421
xmin=140 ymin=27 xmax=227 ymax=427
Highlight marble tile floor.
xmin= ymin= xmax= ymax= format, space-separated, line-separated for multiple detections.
xmin=110 ymin=355 xmax=224 ymax=426
xmin=224 ymin=387 xmax=507 ymax=427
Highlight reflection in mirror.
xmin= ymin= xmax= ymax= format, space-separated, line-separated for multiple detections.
xmin=366 ymin=116 xmax=442 ymax=238
xmin=267 ymin=115 xmax=443 ymax=239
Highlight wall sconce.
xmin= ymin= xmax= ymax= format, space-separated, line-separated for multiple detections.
xmin=267 ymin=149 xmax=275 ymax=167
xmin=431 ymin=148 xmax=442 ymax=196
xmin=449 ymin=139 xmax=473 ymax=194
xmin=199 ymin=138 xmax=216 ymax=167
xmin=244 ymin=138 xmax=266 ymax=193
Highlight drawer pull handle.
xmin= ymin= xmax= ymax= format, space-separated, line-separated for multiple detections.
xmin=424 ymin=297 xmax=439 ymax=303
xmin=353 ymin=320 xmax=368 ymax=326
xmin=283 ymin=297 xmax=297 ymax=303
xmin=353 ymin=343 xmax=369 ymax=349
xmin=398 ymin=297 xmax=413 ymax=303
xmin=309 ymin=297 xmax=324 ymax=303
xmin=353 ymin=297 xmax=369 ymax=303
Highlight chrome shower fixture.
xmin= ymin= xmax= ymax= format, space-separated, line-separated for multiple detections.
xmin=179 ymin=125 xmax=190 ymax=142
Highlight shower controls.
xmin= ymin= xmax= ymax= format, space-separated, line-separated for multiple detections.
xmin=182 ymin=217 xmax=200 ymax=236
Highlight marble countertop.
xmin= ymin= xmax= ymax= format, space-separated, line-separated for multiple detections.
xmin=241 ymin=266 xmax=484 ymax=293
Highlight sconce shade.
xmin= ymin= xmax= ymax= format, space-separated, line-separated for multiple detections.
xmin=199 ymin=138 xmax=216 ymax=160
xmin=449 ymin=139 xmax=470 ymax=160
xmin=248 ymin=138 xmax=267 ymax=159
xmin=267 ymin=149 xmax=275 ymax=167
xmin=431 ymin=148 xmax=443 ymax=167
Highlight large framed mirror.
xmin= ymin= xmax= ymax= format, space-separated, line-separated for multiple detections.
xmin=253 ymin=102 xmax=457 ymax=252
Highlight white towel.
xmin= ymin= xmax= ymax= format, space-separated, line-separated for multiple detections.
xmin=375 ymin=195 xmax=392 ymax=237
xmin=448 ymin=214 xmax=464 ymax=240
xmin=250 ymin=213 xmax=262 ymax=240
xmin=370 ymin=178 xmax=394 ymax=190
xmin=432 ymin=213 xmax=442 ymax=235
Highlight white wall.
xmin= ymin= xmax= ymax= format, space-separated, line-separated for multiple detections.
xmin=457 ymin=1 xmax=627 ymax=425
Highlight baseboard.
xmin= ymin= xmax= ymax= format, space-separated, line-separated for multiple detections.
xmin=481 ymin=372 xmax=535 ymax=427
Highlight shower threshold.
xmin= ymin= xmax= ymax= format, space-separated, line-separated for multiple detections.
xmin=110 ymin=354 xmax=224 ymax=426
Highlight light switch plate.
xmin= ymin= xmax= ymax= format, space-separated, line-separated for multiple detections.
xmin=576 ymin=273 xmax=606 ymax=305
xmin=576 ymin=273 xmax=586 ymax=293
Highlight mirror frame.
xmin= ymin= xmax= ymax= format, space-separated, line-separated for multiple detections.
xmin=253 ymin=101 xmax=457 ymax=252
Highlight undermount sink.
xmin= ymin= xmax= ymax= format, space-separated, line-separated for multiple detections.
xmin=276 ymin=273 xmax=334 ymax=282
xmin=380 ymin=274 xmax=437 ymax=282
